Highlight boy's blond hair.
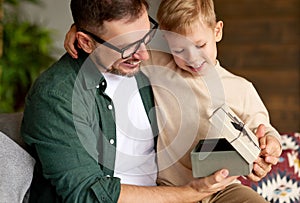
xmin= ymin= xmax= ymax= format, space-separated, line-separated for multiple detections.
xmin=157 ymin=0 xmax=217 ymax=34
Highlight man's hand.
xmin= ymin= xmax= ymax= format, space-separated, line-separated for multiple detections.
xmin=247 ymin=124 xmax=282 ymax=182
xmin=188 ymin=169 xmax=238 ymax=196
xmin=64 ymin=24 xmax=79 ymax=59
xmin=119 ymin=169 xmax=237 ymax=203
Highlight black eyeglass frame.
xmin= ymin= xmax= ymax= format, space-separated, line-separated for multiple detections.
xmin=79 ymin=16 xmax=158 ymax=59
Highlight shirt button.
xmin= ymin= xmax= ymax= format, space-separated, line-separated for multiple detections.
xmin=96 ymin=85 xmax=99 ymax=88
xmin=106 ymin=175 xmax=111 ymax=178
xmin=108 ymin=104 xmax=113 ymax=110
xmin=101 ymin=81 xmax=106 ymax=86
xmin=109 ymin=139 xmax=115 ymax=145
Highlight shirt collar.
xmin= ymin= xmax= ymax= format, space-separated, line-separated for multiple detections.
xmin=77 ymin=53 xmax=106 ymax=90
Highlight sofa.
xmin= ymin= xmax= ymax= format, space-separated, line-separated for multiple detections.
xmin=0 ymin=112 xmax=35 ymax=203
xmin=0 ymin=112 xmax=299 ymax=203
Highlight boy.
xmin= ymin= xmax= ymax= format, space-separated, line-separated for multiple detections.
xmin=144 ymin=0 xmax=282 ymax=200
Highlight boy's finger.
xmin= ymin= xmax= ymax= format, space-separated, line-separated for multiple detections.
xmin=265 ymin=156 xmax=279 ymax=165
xmin=255 ymin=124 xmax=265 ymax=138
xmin=256 ymin=124 xmax=266 ymax=149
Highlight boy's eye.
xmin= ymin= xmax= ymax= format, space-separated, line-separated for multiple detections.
xmin=196 ymin=43 xmax=206 ymax=49
xmin=173 ymin=49 xmax=184 ymax=54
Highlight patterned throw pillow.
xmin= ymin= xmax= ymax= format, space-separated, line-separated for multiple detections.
xmin=239 ymin=132 xmax=300 ymax=203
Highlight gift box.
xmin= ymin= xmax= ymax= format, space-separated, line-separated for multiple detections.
xmin=191 ymin=105 xmax=261 ymax=177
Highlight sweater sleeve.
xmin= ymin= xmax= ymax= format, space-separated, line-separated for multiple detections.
xmin=241 ymin=82 xmax=281 ymax=143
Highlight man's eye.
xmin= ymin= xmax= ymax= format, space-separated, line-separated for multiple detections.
xmin=173 ymin=49 xmax=184 ymax=54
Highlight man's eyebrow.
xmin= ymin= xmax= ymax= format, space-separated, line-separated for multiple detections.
xmin=117 ymin=42 xmax=131 ymax=48
xmin=117 ymin=38 xmax=140 ymax=49
xmin=114 ymin=35 xmax=140 ymax=48
xmin=111 ymin=42 xmax=134 ymax=51
xmin=117 ymin=28 xmax=151 ymax=48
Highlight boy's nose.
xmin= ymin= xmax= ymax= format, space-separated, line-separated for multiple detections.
xmin=185 ymin=47 xmax=198 ymax=60
xmin=188 ymin=60 xmax=202 ymax=68
xmin=185 ymin=47 xmax=206 ymax=65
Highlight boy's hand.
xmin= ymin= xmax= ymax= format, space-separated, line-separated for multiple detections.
xmin=64 ymin=24 xmax=79 ymax=59
xmin=247 ymin=124 xmax=282 ymax=182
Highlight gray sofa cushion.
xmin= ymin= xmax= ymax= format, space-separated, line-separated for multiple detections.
xmin=0 ymin=132 xmax=35 ymax=203
xmin=0 ymin=112 xmax=25 ymax=149
xmin=0 ymin=113 xmax=35 ymax=203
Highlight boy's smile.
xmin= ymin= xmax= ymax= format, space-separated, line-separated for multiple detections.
xmin=186 ymin=60 xmax=207 ymax=72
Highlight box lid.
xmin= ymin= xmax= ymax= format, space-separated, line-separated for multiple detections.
xmin=208 ymin=104 xmax=261 ymax=164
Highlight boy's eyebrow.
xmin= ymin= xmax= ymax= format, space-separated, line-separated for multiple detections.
xmin=194 ymin=39 xmax=206 ymax=44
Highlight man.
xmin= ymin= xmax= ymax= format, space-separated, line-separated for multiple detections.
xmin=21 ymin=0 xmax=237 ymax=202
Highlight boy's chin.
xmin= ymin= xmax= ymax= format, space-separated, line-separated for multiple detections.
xmin=182 ymin=66 xmax=206 ymax=76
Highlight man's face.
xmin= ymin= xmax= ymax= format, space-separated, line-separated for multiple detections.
xmin=164 ymin=20 xmax=223 ymax=76
xmin=93 ymin=9 xmax=151 ymax=77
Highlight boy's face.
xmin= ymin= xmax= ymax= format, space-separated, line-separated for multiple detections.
xmin=164 ymin=20 xmax=223 ymax=76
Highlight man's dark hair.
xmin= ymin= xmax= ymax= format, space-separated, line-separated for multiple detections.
xmin=71 ymin=0 xmax=149 ymax=33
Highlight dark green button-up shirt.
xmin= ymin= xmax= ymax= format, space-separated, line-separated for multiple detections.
xmin=21 ymin=51 xmax=158 ymax=202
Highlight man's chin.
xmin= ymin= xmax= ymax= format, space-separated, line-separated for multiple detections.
xmin=108 ymin=65 xmax=140 ymax=77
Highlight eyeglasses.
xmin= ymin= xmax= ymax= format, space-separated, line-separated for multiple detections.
xmin=79 ymin=16 xmax=158 ymax=59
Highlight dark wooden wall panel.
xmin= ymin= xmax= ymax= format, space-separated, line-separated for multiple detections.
xmin=214 ymin=0 xmax=299 ymax=132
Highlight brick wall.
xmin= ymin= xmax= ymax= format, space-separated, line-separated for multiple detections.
xmin=214 ymin=0 xmax=300 ymax=132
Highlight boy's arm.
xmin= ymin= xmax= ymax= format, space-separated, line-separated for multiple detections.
xmin=241 ymin=82 xmax=282 ymax=144
xmin=234 ymin=82 xmax=282 ymax=182
xmin=64 ymin=24 xmax=79 ymax=59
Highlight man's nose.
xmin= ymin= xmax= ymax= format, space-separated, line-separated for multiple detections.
xmin=133 ymin=43 xmax=149 ymax=61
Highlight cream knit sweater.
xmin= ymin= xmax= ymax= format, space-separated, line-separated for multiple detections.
xmin=142 ymin=51 xmax=280 ymax=186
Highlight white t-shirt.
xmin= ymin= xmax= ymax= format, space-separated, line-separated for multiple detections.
xmin=103 ymin=72 xmax=157 ymax=186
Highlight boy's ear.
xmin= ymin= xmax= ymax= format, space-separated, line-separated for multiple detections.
xmin=76 ymin=32 xmax=95 ymax=54
xmin=215 ymin=21 xmax=223 ymax=42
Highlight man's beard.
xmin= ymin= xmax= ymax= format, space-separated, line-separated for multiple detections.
xmin=107 ymin=65 xmax=140 ymax=77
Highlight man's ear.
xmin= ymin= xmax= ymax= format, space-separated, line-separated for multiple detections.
xmin=76 ymin=32 xmax=95 ymax=54
xmin=215 ymin=21 xmax=223 ymax=42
